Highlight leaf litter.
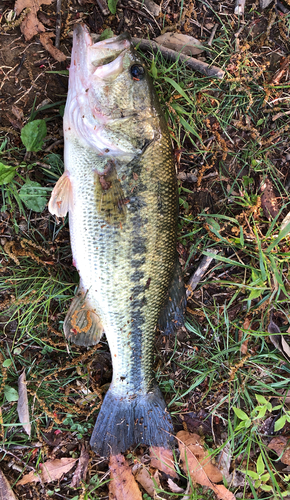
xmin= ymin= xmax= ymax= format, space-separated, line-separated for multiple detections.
xmin=177 ymin=431 xmax=236 ymax=500
xmin=17 ymin=370 xmax=31 ymax=437
xmin=14 ymin=0 xmax=53 ymax=41
xmin=0 ymin=468 xmax=18 ymax=500
xmin=17 ymin=457 xmax=77 ymax=485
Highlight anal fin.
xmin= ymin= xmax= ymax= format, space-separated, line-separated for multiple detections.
xmin=158 ymin=258 xmax=186 ymax=336
xmin=48 ymin=171 xmax=73 ymax=217
xmin=64 ymin=287 xmax=104 ymax=346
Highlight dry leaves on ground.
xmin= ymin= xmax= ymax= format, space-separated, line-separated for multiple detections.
xmin=154 ymin=33 xmax=204 ymax=56
xmin=268 ymin=318 xmax=290 ymax=363
xmin=269 ymin=437 xmax=290 ymax=465
xmin=177 ymin=430 xmax=236 ymax=500
xmin=70 ymin=444 xmax=90 ymax=488
xmin=132 ymin=463 xmax=157 ymax=498
xmin=39 ymin=33 xmax=67 ymax=62
xmin=238 ymin=317 xmax=251 ymax=355
xmin=109 ymin=454 xmax=142 ymax=500
xmin=260 ymin=177 xmax=279 ymax=220
xmin=149 ymin=446 xmax=178 ymax=478
xmin=17 ymin=370 xmax=31 ymax=437
xmin=17 ymin=457 xmax=77 ymax=485
xmin=14 ymin=0 xmax=53 ymax=41
xmin=0 ymin=468 xmax=18 ymax=500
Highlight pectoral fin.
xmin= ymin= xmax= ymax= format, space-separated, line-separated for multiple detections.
xmin=64 ymin=287 xmax=104 ymax=346
xmin=95 ymin=162 xmax=127 ymax=224
xmin=48 ymin=172 xmax=73 ymax=217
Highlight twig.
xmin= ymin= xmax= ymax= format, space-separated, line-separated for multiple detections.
xmin=207 ymin=23 xmax=218 ymax=47
xmin=96 ymin=0 xmax=109 ymax=15
xmin=55 ymin=0 xmax=62 ymax=49
xmin=132 ymin=38 xmax=225 ymax=79
xmin=186 ymin=249 xmax=219 ymax=297
xmin=0 ymin=447 xmax=36 ymax=471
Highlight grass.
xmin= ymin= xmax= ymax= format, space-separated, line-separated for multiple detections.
xmin=1 ymin=6 xmax=290 ymax=500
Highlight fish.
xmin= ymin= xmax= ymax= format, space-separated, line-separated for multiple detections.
xmin=48 ymin=24 xmax=186 ymax=458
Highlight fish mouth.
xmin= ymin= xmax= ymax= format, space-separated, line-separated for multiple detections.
xmin=73 ymin=24 xmax=132 ymax=80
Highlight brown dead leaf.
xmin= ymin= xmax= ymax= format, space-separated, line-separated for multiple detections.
xmin=154 ymin=33 xmax=204 ymax=56
xmin=17 ymin=458 xmax=77 ymax=485
xmin=149 ymin=446 xmax=178 ymax=478
xmin=17 ymin=370 xmax=31 ymax=437
xmin=167 ymin=477 xmax=185 ymax=493
xmin=132 ymin=464 xmax=156 ymax=498
xmin=11 ymin=105 xmax=24 ymax=122
xmin=177 ymin=431 xmax=222 ymax=483
xmin=14 ymin=0 xmax=53 ymax=41
xmin=177 ymin=431 xmax=236 ymax=500
xmin=0 ymin=468 xmax=18 ymax=500
xmin=109 ymin=454 xmax=142 ymax=500
xmin=260 ymin=177 xmax=279 ymax=220
xmin=269 ymin=436 xmax=290 ymax=465
xmin=71 ymin=444 xmax=90 ymax=488
xmin=238 ymin=317 xmax=251 ymax=355
xmin=39 ymin=33 xmax=67 ymax=62
xmin=268 ymin=319 xmax=290 ymax=363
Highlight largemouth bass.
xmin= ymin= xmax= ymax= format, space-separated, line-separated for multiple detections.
xmin=49 ymin=24 xmax=186 ymax=457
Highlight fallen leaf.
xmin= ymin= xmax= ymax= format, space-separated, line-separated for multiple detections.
xmin=16 ymin=470 xmax=40 ymax=487
xmin=280 ymin=211 xmax=290 ymax=233
xmin=17 ymin=457 xmax=77 ymax=485
xmin=109 ymin=454 xmax=142 ymax=500
xmin=269 ymin=436 xmax=290 ymax=465
xmin=260 ymin=177 xmax=279 ymax=220
xmin=17 ymin=370 xmax=31 ymax=437
xmin=167 ymin=477 xmax=185 ymax=493
xmin=0 ymin=468 xmax=18 ymax=499
xmin=132 ymin=464 xmax=156 ymax=498
xmin=150 ymin=446 xmax=178 ymax=478
xmin=14 ymin=0 xmax=53 ymax=41
xmin=268 ymin=319 xmax=290 ymax=363
xmin=39 ymin=33 xmax=67 ymax=62
xmin=177 ymin=431 xmax=235 ymax=500
xmin=155 ymin=33 xmax=204 ymax=56
xmin=177 ymin=431 xmax=222 ymax=483
xmin=238 ymin=317 xmax=250 ymax=355
xmin=70 ymin=444 xmax=90 ymax=488
xmin=217 ymin=443 xmax=232 ymax=481
xmin=11 ymin=105 xmax=24 ymax=122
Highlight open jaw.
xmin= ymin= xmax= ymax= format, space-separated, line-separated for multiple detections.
xmin=72 ymin=24 xmax=132 ymax=81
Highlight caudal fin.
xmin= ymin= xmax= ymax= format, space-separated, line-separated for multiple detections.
xmin=90 ymin=385 xmax=174 ymax=457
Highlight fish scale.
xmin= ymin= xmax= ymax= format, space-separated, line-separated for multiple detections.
xmin=49 ymin=24 xmax=186 ymax=457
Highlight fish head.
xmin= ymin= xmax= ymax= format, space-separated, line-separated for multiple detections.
xmin=65 ymin=24 xmax=160 ymax=158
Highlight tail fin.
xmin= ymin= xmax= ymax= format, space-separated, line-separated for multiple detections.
xmin=90 ymin=385 xmax=174 ymax=457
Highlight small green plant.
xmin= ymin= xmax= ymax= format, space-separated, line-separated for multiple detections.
xmin=21 ymin=119 xmax=47 ymax=152
xmin=246 ymin=453 xmax=271 ymax=492
xmin=62 ymin=415 xmax=94 ymax=439
xmin=233 ymin=394 xmax=281 ymax=432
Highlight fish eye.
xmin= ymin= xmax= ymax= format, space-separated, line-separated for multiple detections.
xmin=130 ymin=64 xmax=145 ymax=80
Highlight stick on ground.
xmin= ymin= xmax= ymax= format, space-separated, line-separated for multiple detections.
xmin=132 ymin=38 xmax=225 ymax=79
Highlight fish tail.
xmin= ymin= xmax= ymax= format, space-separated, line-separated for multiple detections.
xmin=90 ymin=384 xmax=174 ymax=457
